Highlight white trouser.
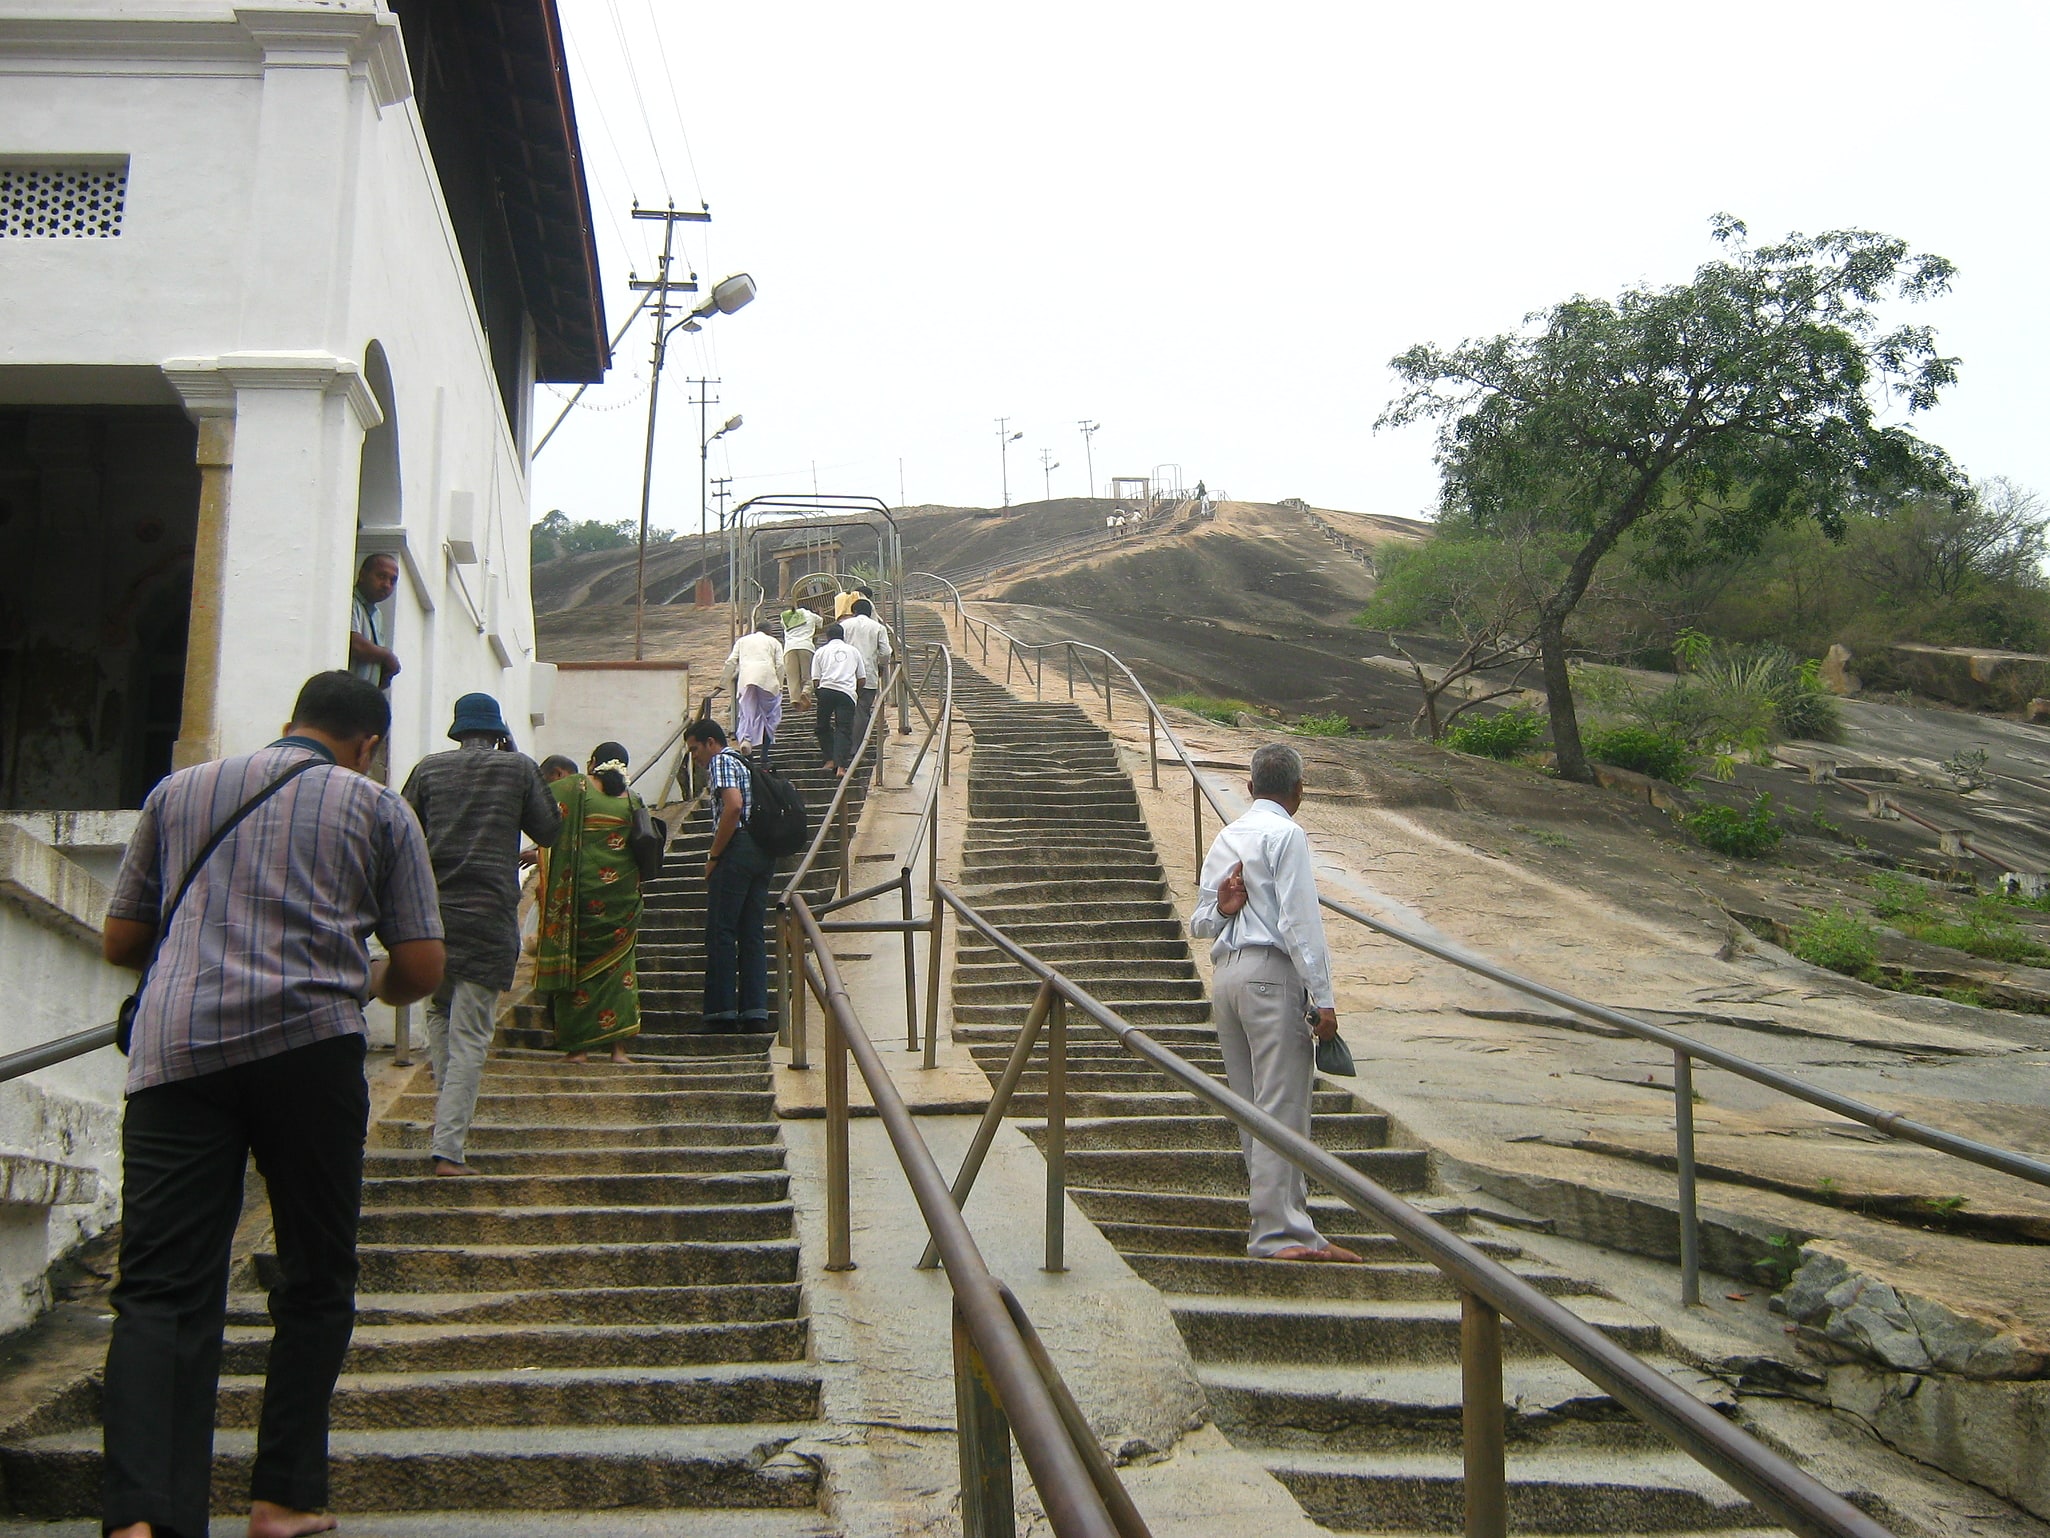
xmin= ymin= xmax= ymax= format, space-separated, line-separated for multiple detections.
xmin=425 ymin=978 xmax=499 ymax=1164
xmin=1210 ymin=945 xmax=1325 ymax=1256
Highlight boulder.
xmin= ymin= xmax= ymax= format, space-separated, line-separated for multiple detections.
xmin=1842 ymin=642 xmax=2050 ymax=712
xmin=1818 ymin=642 xmax=1861 ymax=695
xmin=1777 ymin=1251 xmax=2049 ymax=1380
xmin=2027 ymin=698 xmax=2050 ymax=724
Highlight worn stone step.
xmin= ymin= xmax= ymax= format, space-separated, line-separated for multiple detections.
xmin=492 ymin=1034 xmax=776 ymax=1061
xmin=1071 ymin=1186 xmax=1468 ymax=1237
xmin=997 ymin=1088 xmax=1357 ymax=1122
xmin=209 ymin=1363 xmax=823 ymax=1431
xmin=954 ymin=936 xmax=1194 ymax=965
xmin=1267 ymin=1449 xmax=1757 ymax=1534
xmin=1125 ymin=1252 xmax=1587 ymax=1303
xmin=0 ymin=1425 xmax=820 ymax=1518
xmin=954 ymin=999 xmax=1210 ymax=1026
xmin=356 ymin=1202 xmax=795 ymax=1247
xmin=1024 ymin=1113 xmax=1389 ymax=1152
xmin=1198 ymin=1359 xmax=1711 ymax=1455
xmin=954 ymin=977 xmax=1207 ymax=1008
xmin=355 ymin=1240 xmax=797 ymax=1293
xmin=379 ymin=1091 xmax=776 ymax=1125
xmin=962 ymin=878 xmax=1169 ymax=907
xmin=953 ymin=958 xmax=1195 ymax=986
xmin=360 ymin=1172 xmax=789 ymax=1209
xmin=1095 ymin=1219 xmax=1489 ymax=1258
xmin=1169 ymin=1294 xmax=1661 ymax=1366
xmin=953 ymin=1022 xmax=1219 ymax=1051
xmin=0 ymin=1511 xmax=838 ymax=1537
xmin=370 ymin=1120 xmax=782 ymax=1154
xmin=1062 ymin=1147 xmax=1428 ymax=1195
xmin=237 ymin=1281 xmax=801 ymax=1330
xmin=220 ymin=1320 xmax=809 ymax=1375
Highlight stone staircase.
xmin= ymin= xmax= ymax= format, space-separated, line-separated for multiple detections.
xmin=0 ymin=750 xmax=864 ymax=1533
xmin=944 ymin=650 xmax=1782 ymax=1535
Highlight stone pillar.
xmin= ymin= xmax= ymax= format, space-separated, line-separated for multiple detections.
xmin=169 ymin=416 xmax=235 ymax=770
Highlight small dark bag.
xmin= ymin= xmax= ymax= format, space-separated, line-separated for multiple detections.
xmin=1315 ymin=1033 xmax=1358 ymax=1077
xmin=627 ymin=795 xmax=670 ymax=882
xmin=117 ymin=757 xmax=325 ymax=1055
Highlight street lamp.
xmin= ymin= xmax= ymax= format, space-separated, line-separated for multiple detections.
xmin=995 ymin=417 xmax=1024 ymax=508
xmin=700 ymin=410 xmax=743 ymax=602
xmin=633 ymin=272 xmax=757 ymax=660
xmin=1077 ymin=419 xmax=1099 ymax=500
xmin=1040 ymin=448 xmax=1060 ymax=503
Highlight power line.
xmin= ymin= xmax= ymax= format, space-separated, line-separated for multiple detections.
xmin=641 ymin=0 xmax=707 ymax=207
xmin=603 ymin=0 xmax=671 ymax=203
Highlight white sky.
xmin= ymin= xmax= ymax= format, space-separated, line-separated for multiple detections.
xmin=531 ymin=1 xmax=2048 ymax=530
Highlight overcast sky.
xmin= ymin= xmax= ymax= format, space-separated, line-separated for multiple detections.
xmin=531 ymin=1 xmax=2047 ymax=531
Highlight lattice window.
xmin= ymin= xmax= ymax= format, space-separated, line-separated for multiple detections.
xmin=0 ymin=163 xmax=128 ymax=238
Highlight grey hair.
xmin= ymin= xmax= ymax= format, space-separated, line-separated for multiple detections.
xmin=1249 ymin=743 xmax=1304 ymax=800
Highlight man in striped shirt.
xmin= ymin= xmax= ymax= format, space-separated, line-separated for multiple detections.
xmin=684 ymin=718 xmax=773 ymax=1031
xmin=101 ymin=671 xmax=445 ymax=1538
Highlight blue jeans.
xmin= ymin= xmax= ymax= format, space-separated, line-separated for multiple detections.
xmin=703 ymin=828 xmax=773 ymax=1026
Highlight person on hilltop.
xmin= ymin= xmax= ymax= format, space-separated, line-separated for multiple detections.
xmin=535 ymin=742 xmax=645 ymax=1065
xmin=722 ymin=618 xmax=786 ymax=759
xmin=400 ymin=693 xmax=562 ymax=1177
xmin=99 ymin=670 xmax=445 ymax=1538
xmin=1189 ymin=742 xmax=1363 ymax=1265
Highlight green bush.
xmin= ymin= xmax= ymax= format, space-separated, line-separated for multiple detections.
xmin=1163 ymin=692 xmax=1255 ymax=726
xmin=1442 ymin=707 xmax=1545 ymax=760
xmin=1790 ymin=907 xmax=1881 ymax=979
xmin=1291 ymin=712 xmax=1353 ymax=736
xmin=1581 ymin=724 xmax=1698 ymax=784
xmin=1684 ymin=793 xmax=1784 ymax=857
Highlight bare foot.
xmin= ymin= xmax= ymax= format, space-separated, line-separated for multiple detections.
xmin=609 ymin=1047 xmax=632 ymax=1065
xmin=248 ymin=1500 xmax=338 ymax=1538
xmin=1269 ymin=1243 xmax=1366 ymax=1263
xmin=109 ymin=1524 xmax=152 ymax=1538
xmin=563 ymin=1051 xmax=588 ymax=1064
xmin=432 ymin=1158 xmax=479 ymax=1177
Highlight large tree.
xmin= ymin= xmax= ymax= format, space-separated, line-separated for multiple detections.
xmin=1380 ymin=215 xmax=1965 ymax=781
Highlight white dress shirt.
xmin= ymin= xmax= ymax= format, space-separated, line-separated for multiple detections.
xmin=1190 ymin=798 xmax=1336 ymax=1008
xmin=838 ymin=613 xmax=893 ymax=688
xmin=809 ymin=637 xmax=862 ymax=699
xmin=781 ymin=607 xmax=821 ymax=653
xmin=722 ymin=631 xmax=785 ymax=696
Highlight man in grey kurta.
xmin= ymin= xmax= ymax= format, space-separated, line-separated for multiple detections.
xmin=400 ymin=693 xmax=562 ymax=1174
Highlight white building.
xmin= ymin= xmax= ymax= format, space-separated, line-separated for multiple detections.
xmin=0 ymin=0 xmax=607 ymax=1329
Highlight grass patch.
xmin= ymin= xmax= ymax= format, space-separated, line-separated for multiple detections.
xmin=1291 ymin=711 xmax=1354 ymax=737
xmin=1683 ymin=793 xmax=1783 ymax=858
xmin=1581 ymin=724 xmax=1698 ymax=785
xmin=1864 ymin=874 xmax=2050 ymax=965
xmin=1790 ymin=907 xmax=1881 ymax=979
xmin=1443 ymin=707 xmax=1545 ymax=760
xmin=1163 ymin=692 xmax=1256 ymax=726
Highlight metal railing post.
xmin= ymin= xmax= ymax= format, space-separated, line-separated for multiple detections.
xmin=1045 ymin=994 xmax=1067 ymax=1273
xmin=1192 ymin=776 xmax=1203 ymax=882
xmin=1675 ymin=1049 xmax=1702 ymax=1307
xmin=393 ymin=1004 xmax=412 ymax=1068
xmin=790 ymin=915 xmax=811 ymax=1070
xmin=1066 ymin=644 xmax=1075 ymax=699
xmin=1034 ymin=650 xmax=1042 ymax=701
xmin=837 ymin=784 xmax=852 ymax=900
xmin=1147 ymin=711 xmax=1158 ymax=789
xmin=924 ymin=807 xmax=944 ymax=1070
xmin=954 ymin=1304 xmax=1017 ymax=1538
xmin=901 ymin=867 xmax=919 ymax=1050
xmin=1461 ymin=1291 xmax=1508 ymax=1538
xmin=825 ymin=996 xmax=853 ymax=1270
xmin=775 ymin=909 xmax=792 ymax=1046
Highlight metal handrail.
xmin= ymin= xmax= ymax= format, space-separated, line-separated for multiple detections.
xmin=787 ymin=893 xmax=1146 ymax=1538
xmin=930 ymin=596 xmax=2050 ymax=1306
xmin=0 ymin=1021 xmax=119 ymax=1085
xmin=929 ymin=882 xmax=1891 ymax=1538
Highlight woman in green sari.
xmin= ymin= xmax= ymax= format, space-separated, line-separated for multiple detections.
xmin=536 ymin=741 xmax=643 ymax=1063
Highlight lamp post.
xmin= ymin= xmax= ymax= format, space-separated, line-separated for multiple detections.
xmin=1077 ymin=419 xmax=1099 ymax=500
xmin=632 ymin=271 xmax=757 ymax=660
xmin=1039 ymin=448 xmax=1059 ymax=503
xmin=995 ymin=418 xmax=1024 ymax=509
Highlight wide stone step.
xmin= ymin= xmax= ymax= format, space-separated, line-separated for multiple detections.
xmin=220 ymin=1320 xmax=809 ymax=1375
xmin=364 ymin=1146 xmax=785 ymax=1179
xmin=953 ymin=958 xmax=1196 ymax=986
xmin=0 ymin=1424 xmax=820 ymax=1517
xmin=954 ymin=936 xmax=1194 ymax=964
xmin=240 ymin=1279 xmax=802 ymax=1330
xmin=1025 ymin=1113 xmax=1388 ymax=1152
xmin=954 ymin=1023 xmax=1219 ymax=1051
xmin=960 ymin=859 xmax=1167 ymax=886
xmin=1096 ymin=1220 xmax=1493 ymax=1258
xmin=1266 ymin=1449 xmax=1758 ymax=1534
xmin=1198 ymin=1358 xmax=1705 ymax=1455
xmin=1007 ymin=1066 xmax=1223 ymax=1095
xmin=214 ymin=1362 xmax=823 ymax=1431
xmin=1071 ymin=1187 xmax=1469 ymax=1237
xmin=1127 ymin=1252 xmax=1588 ymax=1303
xmin=360 ymin=1172 xmax=789 ymax=1208
xmin=381 ymin=1091 xmax=775 ymax=1125
xmin=1062 ymin=1147 xmax=1428 ymax=1196
xmin=953 ymin=999 xmax=1210 ymax=1026
xmin=998 ymin=1088 xmax=1356 ymax=1121
xmin=493 ymin=1034 xmax=776 ymax=1061
xmin=961 ymin=878 xmax=1169 ymax=906
xmin=355 ymin=1202 xmax=795 ymax=1247
xmin=472 ymin=1060 xmax=767 ymax=1085
xmin=370 ymin=1120 xmax=782 ymax=1153
xmin=355 ymin=1240 xmax=797 ymax=1293
xmin=953 ymin=977 xmax=1207 ymax=1008
xmin=1169 ymin=1294 xmax=1660 ymax=1366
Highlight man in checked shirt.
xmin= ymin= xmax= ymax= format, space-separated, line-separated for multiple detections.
xmin=100 ymin=671 xmax=445 ymax=1538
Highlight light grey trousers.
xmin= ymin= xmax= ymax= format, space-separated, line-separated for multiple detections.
xmin=1211 ymin=945 xmax=1326 ymax=1257
xmin=424 ymin=977 xmax=499 ymax=1164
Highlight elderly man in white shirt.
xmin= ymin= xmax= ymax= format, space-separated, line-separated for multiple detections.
xmin=722 ymin=620 xmax=786 ymax=757
xmin=837 ymin=597 xmax=893 ymax=748
xmin=1190 ymin=742 xmax=1362 ymax=1264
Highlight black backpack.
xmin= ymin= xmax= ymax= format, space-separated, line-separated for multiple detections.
xmin=725 ymin=750 xmax=810 ymax=857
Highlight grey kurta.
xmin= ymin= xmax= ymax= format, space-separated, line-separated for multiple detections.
xmin=400 ymin=744 xmax=562 ymax=991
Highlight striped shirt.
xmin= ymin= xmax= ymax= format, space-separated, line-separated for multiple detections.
xmin=706 ymin=749 xmax=754 ymax=823
xmin=107 ymin=739 xmax=443 ymax=1093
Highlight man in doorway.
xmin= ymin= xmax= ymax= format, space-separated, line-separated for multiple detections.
xmin=100 ymin=670 xmax=445 ymax=1538
xmin=1190 ymin=742 xmax=1363 ymax=1265
xmin=348 ymin=552 xmax=402 ymax=687
xmin=838 ymin=596 xmax=893 ymax=754
xmin=400 ymin=693 xmax=562 ymax=1177
xmin=683 ymin=719 xmax=773 ymax=1032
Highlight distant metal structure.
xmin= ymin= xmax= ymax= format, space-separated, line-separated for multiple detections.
xmin=1107 ymin=476 xmax=1149 ymax=519
xmin=1151 ymin=463 xmax=1184 ymax=509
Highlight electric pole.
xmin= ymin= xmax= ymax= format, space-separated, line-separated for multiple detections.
xmin=689 ymin=376 xmax=721 ymax=554
xmin=1039 ymin=447 xmax=1060 ymax=503
xmin=1078 ymin=419 xmax=1100 ymax=500
xmin=995 ymin=417 xmax=1023 ymax=508
xmin=711 ymin=475 xmax=733 ymax=532
xmin=627 ymin=200 xmax=710 ymax=660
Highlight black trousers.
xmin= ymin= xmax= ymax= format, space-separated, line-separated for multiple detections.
xmin=815 ymin=688 xmax=856 ymax=769
xmin=102 ymin=1033 xmax=369 ymax=1538
xmin=702 ymin=829 xmax=774 ymax=1026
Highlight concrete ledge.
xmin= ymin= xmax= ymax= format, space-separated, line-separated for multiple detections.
xmin=0 ymin=824 xmax=108 ymax=946
xmin=0 ymin=1153 xmax=99 ymax=1210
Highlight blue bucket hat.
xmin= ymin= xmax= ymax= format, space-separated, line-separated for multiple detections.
xmin=449 ymin=692 xmax=510 ymax=741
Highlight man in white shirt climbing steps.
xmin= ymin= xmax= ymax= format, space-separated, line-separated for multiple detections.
xmin=1190 ymin=742 xmax=1363 ymax=1263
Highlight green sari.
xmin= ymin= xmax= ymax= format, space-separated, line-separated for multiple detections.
xmin=536 ymin=774 xmax=643 ymax=1051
